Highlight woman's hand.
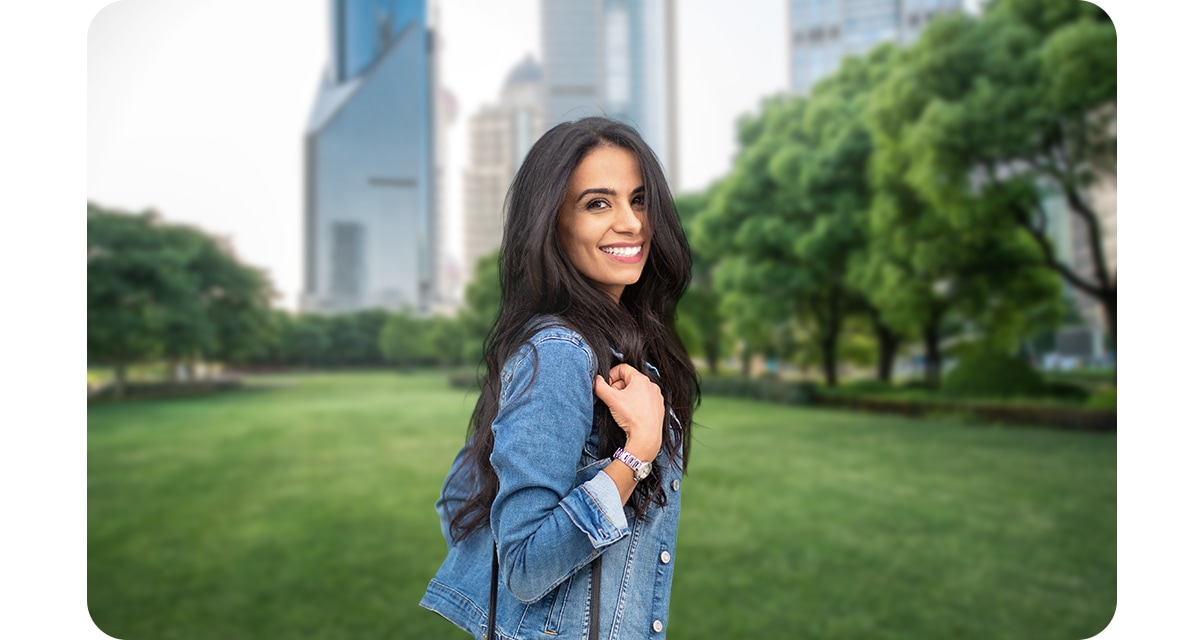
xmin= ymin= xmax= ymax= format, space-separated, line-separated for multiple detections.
xmin=593 ymin=363 xmax=664 ymax=462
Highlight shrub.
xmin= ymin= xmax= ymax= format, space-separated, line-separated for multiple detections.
xmin=699 ymin=375 xmax=816 ymax=405
xmin=448 ymin=369 xmax=481 ymax=391
xmin=943 ymin=351 xmax=1045 ymax=398
xmin=1040 ymin=380 xmax=1092 ymax=402
xmin=1086 ymin=388 xmax=1117 ymax=410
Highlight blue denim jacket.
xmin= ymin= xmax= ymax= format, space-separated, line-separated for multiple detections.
xmin=420 ymin=323 xmax=683 ymax=639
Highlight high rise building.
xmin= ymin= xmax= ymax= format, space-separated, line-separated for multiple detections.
xmin=540 ymin=0 xmax=678 ymax=187
xmin=462 ymin=55 xmax=545 ymax=281
xmin=301 ymin=0 xmax=441 ymax=314
xmin=788 ymin=0 xmax=962 ymax=96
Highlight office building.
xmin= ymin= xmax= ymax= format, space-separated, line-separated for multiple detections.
xmin=301 ymin=0 xmax=442 ymax=313
xmin=541 ymin=0 xmax=678 ymax=187
xmin=462 ymin=55 xmax=545 ymax=280
xmin=789 ymin=0 xmax=962 ymax=95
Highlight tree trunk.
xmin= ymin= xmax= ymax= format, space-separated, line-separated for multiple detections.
xmin=704 ymin=340 xmax=720 ymax=376
xmin=873 ymin=319 xmax=899 ymax=383
xmin=740 ymin=348 xmax=752 ymax=378
xmin=924 ymin=322 xmax=942 ymax=390
xmin=1104 ymin=286 xmax=1117 ymax=350
xmin=821 ymin=332 xmax=839 ymax=387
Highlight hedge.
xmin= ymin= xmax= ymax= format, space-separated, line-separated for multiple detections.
xmin=87 ymin=378 xmax=243 ymax=404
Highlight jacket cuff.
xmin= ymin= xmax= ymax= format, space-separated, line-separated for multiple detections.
xmin=559 ymin=471 xmax=630 ymax=549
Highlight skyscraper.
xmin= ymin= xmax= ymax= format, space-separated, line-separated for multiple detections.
xmin=789 ymin=0 xmax=962 ymax=96
xmin=301 ymin=0 xmax=440 ymax=313
xmin=462 ymin=55 xmax=545 ymax=280
xmin=541 ymin=0 xmax=678 ymax=187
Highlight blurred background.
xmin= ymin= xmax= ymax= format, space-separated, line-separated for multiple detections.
xmin=88 ymin=0 xmax=1115 ymax=391
xmin=86 ymin=0 xmax=1118 ymax=638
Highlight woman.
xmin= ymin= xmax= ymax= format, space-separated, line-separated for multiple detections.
xmin=420 ymin=117 xmax=698 ymax=639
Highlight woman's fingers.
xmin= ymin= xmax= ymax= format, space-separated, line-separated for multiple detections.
xmin=607 ymin=363 xmax=638 ymax=388
xmin=593 ymin=367 xmax=665 ymax=457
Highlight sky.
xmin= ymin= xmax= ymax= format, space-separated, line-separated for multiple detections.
xmin=87 ymin=0 xmax=790 ymax=311
xmin=4 ymin=0 xmax=1204 ymax=638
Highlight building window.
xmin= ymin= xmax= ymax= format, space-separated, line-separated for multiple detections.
xmin=605 ymin=3 xmax=630 ymax=113
xmin=331 ymin=221 xmax=364 ymax=296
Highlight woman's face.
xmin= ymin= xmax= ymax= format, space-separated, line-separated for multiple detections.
xmin=557 ymin=145 xmax=649 ymax=303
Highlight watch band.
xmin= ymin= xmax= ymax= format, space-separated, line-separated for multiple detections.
xmin=613 ymin=447 xmax=653 ymax=481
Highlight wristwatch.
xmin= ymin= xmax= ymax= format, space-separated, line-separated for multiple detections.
xmin=613 ymin=447 xmax=653 ymax=482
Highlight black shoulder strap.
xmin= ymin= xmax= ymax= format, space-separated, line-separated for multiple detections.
xmin=487 ymin=545 xmax=499 ymax=639
xmin=487 ymin=544 xmax=603 ymax=640
xmin=589 ymin=555 xmax=602 ymax=640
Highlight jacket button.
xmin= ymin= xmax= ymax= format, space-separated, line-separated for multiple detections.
xmin=670 ymin=479 xmax=680 ymax=491
xmin=659 ymin=550 xmax=671 ymax=564
xmin=652 ymin=619 xmax=664 ymax=633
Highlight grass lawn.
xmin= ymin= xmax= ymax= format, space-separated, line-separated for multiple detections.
xmin=88 ymin=371 xmax=1115 ymax=639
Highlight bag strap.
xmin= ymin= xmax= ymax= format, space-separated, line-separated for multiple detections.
xmin=487 ymin=543 xmax=603 ymax=640
xmin=589 ymin=554 xmax=601 ymax=640
xmin=487 ymin=545 xmax=499 ymax=639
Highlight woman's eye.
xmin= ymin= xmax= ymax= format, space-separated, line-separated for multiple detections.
xmin=586 ymin=199 xmax=609 ymax=210
xmin=632 ymin=194 xmax=645 ymax=207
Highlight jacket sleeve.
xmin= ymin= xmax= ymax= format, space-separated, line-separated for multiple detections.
xmin=489 ymin=334 xmax=630 ymax=604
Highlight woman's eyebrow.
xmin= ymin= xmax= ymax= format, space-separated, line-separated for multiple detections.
xmin=574 ymin=185 xmax=646 ymax=203
xmin=575 ymin=187 xmax=616 ymax=202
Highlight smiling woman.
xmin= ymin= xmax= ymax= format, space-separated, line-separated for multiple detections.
xmin=557 ymin=145 xmax=650 ymax=303
xmin=419 ymin=117 xmax=699 ymax=639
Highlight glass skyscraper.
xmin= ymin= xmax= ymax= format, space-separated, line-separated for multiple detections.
xmin=789 ymin=0 xmax=962 ymax=95
xmin=541 ymin=0 xmax=678 ymax=187
xmin=302 ymin=0 xmax=438 ymax=313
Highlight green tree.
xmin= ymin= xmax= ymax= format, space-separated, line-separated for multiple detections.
xmin=194 ymin=237 xmax=277 ymax=366
xmin=862 ymin=26 xmax=1065 ymax=388
xmin=88 ymin=205 xmax=186 ymax=394
xmin=156 ymin=223 xmax=277 ymax=373
xmin=281 ymin=314 xmax=331 ymax=366
xmin=426 ymin=315 xmax=467 ymax=368
xmin=379 ymin=309 xmax=429 ymax=369
xmin=675 ymin=189 xmax=726 ymax=374
xmin=697 ymin=49 xmax=891 ymax=386
xmin=458 ymin=251 xmax=502 ymax=365
xmin=88 ymin=202 xmax=278 ymax=388
xmin=694 ymin=100 xmax=804 ymax=379
xmin=879 ymin=1 xmax=1116 ymax=341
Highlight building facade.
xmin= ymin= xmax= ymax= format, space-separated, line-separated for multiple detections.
xmin=462 ymin=56 xmax=545 ymax=280
xmin=788 ymin=0 xmax=962 ymax=95
xmin=301 ymin=0 xmax=441 ymax=314
xmin=540 ymin=0 xmax=678 ymax=187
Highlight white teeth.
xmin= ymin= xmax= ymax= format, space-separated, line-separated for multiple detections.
xmin=601 ymin=246 xmax=640 ymax=257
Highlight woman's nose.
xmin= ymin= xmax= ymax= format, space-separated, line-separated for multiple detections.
xmin=613 ymin=203 xmax=643 ymax=235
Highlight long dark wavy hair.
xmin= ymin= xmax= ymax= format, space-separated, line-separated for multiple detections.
xmin=448 ymin=117 xmax=699 ymax=542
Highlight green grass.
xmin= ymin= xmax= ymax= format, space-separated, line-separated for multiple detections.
xmin=89 ymin=372 xmax=1115 ymax=640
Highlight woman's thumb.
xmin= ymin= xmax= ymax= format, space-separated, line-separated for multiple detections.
xmin=594 ymin=375 xmax=616 ymax=404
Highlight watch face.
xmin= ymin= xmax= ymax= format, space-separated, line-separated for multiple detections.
xmin=636 ymin=462 xmax=653 ymax=481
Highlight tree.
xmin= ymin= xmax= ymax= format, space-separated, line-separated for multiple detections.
xmin=862 ymin=25 xmax=1065 ymax=388
xmin=379 ymin=309 xmax=430 ymax=369
xmin=87 ymin=202 xmax=278 ymax=389
xmin=696 ymin=48 xmax=896 ymax=387
xmin=675 ymin=189 xmax=726 ymax=374
xmin=878 ymin=1 xmax=1117 ymax=341
xmin=458 ymin=251 xmax=502 ymax=365
xmin=694 ymin=99 xmax=811 ymax=379
xmin=88 ymin=205 xmax=187 ymax=394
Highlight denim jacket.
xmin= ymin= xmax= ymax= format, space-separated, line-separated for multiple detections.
xmin=420 ymin=322 xmax=683 ymax=639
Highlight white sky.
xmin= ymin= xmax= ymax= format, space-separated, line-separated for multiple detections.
xmin=87 ymin=0 xmax=789 ymax=311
